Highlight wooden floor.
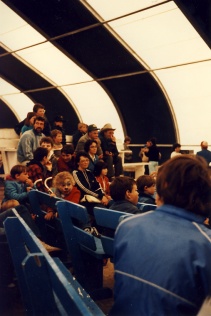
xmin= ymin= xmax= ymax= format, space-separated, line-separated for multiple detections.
xmin=0 ymin=181 xmax=114 ymax=315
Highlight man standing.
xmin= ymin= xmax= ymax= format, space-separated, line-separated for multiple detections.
xmin=75 ymin=124 xmax=102 ymax=156
xmin=99 ymin=123 xmax=123 ymax=180
xmin=196 ymin=141 xmax=211 ymax=165
xmin=17 ymin=116 xmax=45 ymax=164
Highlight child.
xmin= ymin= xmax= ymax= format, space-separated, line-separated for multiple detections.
xmin=94 ymin=160 xmax=112 ymax=202
xmin=51 ymin=129 xmax=63 ymax=158
xmin=44 ymin=172 xmax=80 ymax=221
xmin=109 ymin=176 xmax=140 ymax=214
xmin=40 ymin=136 xmax=58 ymax=177
xmin=1 ymin=165 xmax=34 ymax=208
xmin=136 ymin=175 xmax=156 ymax=204
xmin=53 ymin=171 xmax=80 ymax=203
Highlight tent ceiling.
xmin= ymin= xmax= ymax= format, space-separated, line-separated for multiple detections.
xmin=1 ymin=0 xmax=211 ymax=146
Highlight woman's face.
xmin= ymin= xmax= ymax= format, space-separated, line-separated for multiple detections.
xmin=78 ymin=156 xmax=90 ymax=171
xmin=89 ymin=142 xmax=97 ymax=155
xmin=29 ymin=116 xmax=36 ymax=125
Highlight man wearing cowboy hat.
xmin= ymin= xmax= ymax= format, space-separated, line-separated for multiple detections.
xmin=99 ymin=123 xmax=123 ymax=180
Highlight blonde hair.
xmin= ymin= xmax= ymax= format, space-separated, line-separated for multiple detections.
xmin=53 ymin=172 xmax=75 ymax=188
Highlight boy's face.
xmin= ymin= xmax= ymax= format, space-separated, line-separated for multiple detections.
xmin=61 ymin=153 xmax=72 ymax=163
xmin=145 ymin=184 xmax=156 ymax=196
xmin=58 ymin=179 xmax=73 ymax=196
xmin=54 ymin=133 xmax=62 ymax=143
xmin=16 ymin=171 xmax=29 ymax=183
xmin=41 ymin=142 xmax=52 ymax=152
xmin=127 ymin=184 xmax=139 ymax=205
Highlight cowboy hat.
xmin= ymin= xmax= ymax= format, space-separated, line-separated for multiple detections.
xmin=101 ymin=123 xmax=116 ymax=132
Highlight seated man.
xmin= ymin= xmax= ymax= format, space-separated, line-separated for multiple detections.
xmin=17 ymin=116 xmax=45 ymax=164
xmin=196 ymin=141 xmax=211 ymax=165
xmin=72 ymin=122 xmax=88 ymax=149
xmin=109 ymin=176 xmax=140 ymax=214
xmin=111 ymin=155 xmax=211 ymax=315
xmin=99 ymin=123 xmax=123 ymax=180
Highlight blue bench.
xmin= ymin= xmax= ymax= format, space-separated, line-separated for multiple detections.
xmin=137 ymin=202 xmax=157 ymax=212
xmin=28 ymin=190 xmax=68 ymax=259
xmin=56 ymin=200 xmax=113 ymax=300
xmin=93 ymin=207 xmax=133 ymax=258
xmin=4 ymin=209 xmax=105 ymax=315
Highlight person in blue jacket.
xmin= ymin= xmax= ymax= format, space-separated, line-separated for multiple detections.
xmin=111 ymin=155 xmax=211 ymax=316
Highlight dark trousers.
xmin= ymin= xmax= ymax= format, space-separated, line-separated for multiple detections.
xmin=103 ymin=155 xmax=123 ymax=179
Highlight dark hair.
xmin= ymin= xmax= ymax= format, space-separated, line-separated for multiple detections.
xmin=10 ymin=165 xmax=27 ymax=179
xmin=94 ymin=160 xmax=108 ymax=177
xmin=172 ymin=143 xmax=181 ymax=151
xmin=40 ymin=136 xmax=54 ymax=147
xmin=33 ymin=103 xmax=45 ymax=113
xmin=84 ymin=139 xmax=98 ymax=153
xmin=137 ymin=175 xmax=155 ymax=194
xmin=156 ymin=155 xmax=211 ymax=216
xmin=61 ymin=144 xmax=74 ymax=155
xmin=24 ymin=112 xmax=35 ymax=126
xmin=110 ymin=176 xmax=136 ymax=201
xmin=149 ymin=137 xmax=157 ymax=145
xmin=34 ymin=116 xmax=45 ymax=124
xmin=33 ymin=147 xmax=48 ymax=162
xmin=75 ymin=151 xmax=90 ymax=166
xmin=124 ymin=136 xmax=131 ymax=143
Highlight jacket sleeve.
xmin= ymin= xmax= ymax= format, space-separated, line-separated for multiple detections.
xmin=73 ymin=170 xmax=104 ymax=199
xmin=4 ymin=182 xmax=28 ymax=202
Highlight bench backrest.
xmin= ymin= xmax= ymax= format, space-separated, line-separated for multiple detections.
xmin=137 ymin=202 xmax=157 ymax=212
xmin=93 ymin=207 xmax=133 ymax=257
xmin=28 ymin=189 xmax=62 ymax=216
xmin=56 ymin=200 xmax=107 ymax=293
xmin=4 ymin=209 xmax=104 ymax=315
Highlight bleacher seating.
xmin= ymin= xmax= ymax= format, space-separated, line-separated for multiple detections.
xmin=93 ymin=207 xmax=133 ymax=258
xmin=4 ymin=208 xmax=105 ymax=315
xmin=56 ymin=200 xmax=113 ymax=299
xmin=137 ymin=202 xmax=157 ymax=212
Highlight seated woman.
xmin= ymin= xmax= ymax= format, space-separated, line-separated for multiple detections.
xmin=136 ymin=175 xmax=156 ymax=204
xmin=84 ymin=139 xmax=99 ymax=172
xmin=20 ymin=112 xmax=36 ymax=136
xmin=94 ymin=160 xmax=112 ymax=202
xmin=73 ymin=151 xmax=109 ymax=217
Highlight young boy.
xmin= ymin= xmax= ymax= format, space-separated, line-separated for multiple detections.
xmin=136 ymin=174 xmax=156 ymax=204
xmin=2 ymin=165 xmax=34 ymax=208
xmin=109 ymin=176 xmax=140 ymax=214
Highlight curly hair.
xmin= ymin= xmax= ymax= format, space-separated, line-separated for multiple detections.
xmin=53 ymin=171 xmax=75 ymax=188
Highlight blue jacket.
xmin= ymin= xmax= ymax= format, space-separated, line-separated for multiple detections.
xmin=3 ymin=180 xmax=29 ymax=204
xmin=111 ymin=205 xmax=211 ymax=316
